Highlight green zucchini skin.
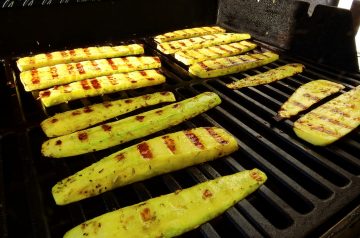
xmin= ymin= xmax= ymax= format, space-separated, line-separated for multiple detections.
xmin=52 ymin=127 xmax=239 ymax=205
xmin=41 ymin=91 xmax=176 ymax=137
xmin=63 ymin=169 xmax=267 ymax=238
xmin=42 ymin=92 xmax=221 ymax=158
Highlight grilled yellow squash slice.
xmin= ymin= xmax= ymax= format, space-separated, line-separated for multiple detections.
xmin=175 ymin=41 xmax=257 ymax=65
xmin=41 ymin=92 xmax=176 ymax=137
xmin=20 ymin=56 xmax=161 ymax=91
xmin=277 ymin=79 xmax=344 ymax=119
xmin=42 ymin=92 xmax=221 ymax=158
xmin=52 ymin=127 xmax=239 ymax=205
xmin=16 ymin=44 xmax=144 ymax=72
xmin=189 ymin=51 xmax=279 ymax=78
xmin=227 ymin=63 xmax=304 ymax=89
xmin=39 ymin=69 xmax=166 ymax=107
xmin=294 ymin=86 xmax=360 ymax=146
xmin=154 ymin=26 xmax=226 ymax=43
xmin=63 ymin=168 xmax=266 ymax=237
xmin=157 ymin=33 xmax=251 ymax=54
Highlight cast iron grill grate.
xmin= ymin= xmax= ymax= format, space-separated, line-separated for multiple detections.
xmin=0 ymin=36 xmax=359 ymax=238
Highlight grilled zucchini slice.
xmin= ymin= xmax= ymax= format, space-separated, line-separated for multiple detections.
xmin=277 ymin=79 xmax=344 ymax=119
xmin=52 ymin=127 xmax=239 ymax=205
xmin=39 ymin=69 xmax=166 ymax=107
xmin=157 ymin=33 xmax=250 ymax=54
xmin=154 ymin=26 xmax=226 ymax=43
xmin=42 ymin=92 xmax=221 ymax=158
xmin=16 ymin=44 xmax=144 ymax=72
xmin=175 ymin=41 xmax=257 ymax=65
xmin=63 ymin=168 xmax=266 ymax=237
xmin=294 ymin=86 xmax=360 ymax=146
xmin=189 ymin=51 xmax=279 ymax=78
xmin=20 ymin=56 xmax=161 ymax=91
xmin=227 ymin=63 xmax=304 ymax=89
xmin=41 ymin=92 xmax=176 ymax=137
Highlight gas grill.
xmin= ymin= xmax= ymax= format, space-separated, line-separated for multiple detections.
xmin=0 ymin=0 xmax=359 ymax=237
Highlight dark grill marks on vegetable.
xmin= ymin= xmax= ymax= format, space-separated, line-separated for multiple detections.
xmin=83 ymin=107 xmax=93 ymax=113
xmin=291 ymin=101 xmax=307 ymax=109
xmin=83 ymin=48 xmax=91 ymax=56
xmin=60 ymin=51 xmax=68 ymax=58
xmin=103 ymin=101 xmax=113 ymax=108
xmin=69 ymin=49 xmax=76 ymax=56
xmin=67 ymin=64 xmax=74 ymax=74
xmin=300 ymin=123 xmax=339 ymax=136
xmin=202 ymin=189 xmax=212 ymax=199
xmin=155 ymin=110 xmax=163 ymax=115
xmin=162 ymin=136 xmax=176 ymax=153
xmin=115 ymin=153 xmax=125 ymax=161
xmin=40 ymin=90 xmax=51 ymax=97
xmin=31 ymin=69 xmax=40 ymax=84
xmin=160 ymin=91 xmax=169 ymax=96
xmin=72 ymin=111 xmax=81 ymax=116
xmin=51 ymin=118 xmax=58 ymax=123
xmin=125 ymin=99 xmax=133 ymax=103
xmin=55 ymin=140 xmax=62 ymax=145
xmin=90 ymin=61 xmax=101 ymax=71
xmin=101 ymin=124 xmax=112 ymax=132
xmin=135 ymin=116 xmax=145 ymax=122
xmin=107 ymin=75 xmax=118 ymax=85
xmin=147 ymin=77 xmax=155 ymax=81
xmin=172 ymin=104 xmax=180 ymax=108
xmin=140 ymin=208 xmax=153 ymax=222
xmin=90 ymin=79 xmax=101 ymax=89
xmin=140 ymin=71 xmax=147 ymax=76
xmin=303 ymin=93 xmax=320 ymax=101
xmin=309 ymin=112 xmax=353 ymax=129
xmin=250 ymin=171 xmax=263 ymax=182
xmin=45 ymin=53 xmax=53 ymax=60
xmin=76 ymin=63 xmax=85 ymax=74
xmin=205 ymin=127 xmax=228 ymax=144
xmin=143 ymin=95 xmax=151 ymax=100
xmin=137 ymin=142 xmax=153 ymax=159
xmin=322 ymin=106 xmax=350 ymax=118
xmin=199 ymin=62 xmax=210 ymax=71
xmin=184 ymin=131 xmax=204 ymax=149
xmin=78 ymin=132 xmax=88 ymax=141
xmin=107 ymin=59 xmax=118 ymax=70
xmin=81 ymin=80 xmax=91 ymax=90
xmin=50 ymin=66 xmax=58 ymax=79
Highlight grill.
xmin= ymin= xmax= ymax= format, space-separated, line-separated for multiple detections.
xmin=0 ymin=0 xmax=360 ymax=238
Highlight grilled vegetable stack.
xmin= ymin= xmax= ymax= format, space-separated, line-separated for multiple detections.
xmin=63 ymin=168 xmax=266 ymax=238
xmin=52 ymin=127 xmax=239 ymax=205
xmin=42 ymin=92 xmax=221 ymax=158
xmin=294 ymin=85 xmax=360 ymax=146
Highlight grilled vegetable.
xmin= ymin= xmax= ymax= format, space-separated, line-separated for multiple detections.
xmin=175 ymin=41 xmax=257 ymax=65
xmin=41 ymin=92 xmax=176 ymax=137
xmin=42 ymin=92 xmax=221 ymax=158
xmin=63 ymin=168 xmax=266 ymax=238
xmin=227 ymin=63 xmax=304 ymax=89
xmin=39 ymin=69 xmax=166 ymax=107
xmin=52 ymin=127 xmax=239 ymax=205
xmin=294 ymin=86 xmax=360 ymax=146
xmin=157 ymin=33 xmax=251 ymax=54
xmin=154 ymin=26 xmax=226 ymax=43
xmin=20 ymin=56 xmax=161 ymax=91
xmin=189 ymin=51 xmax=279 ymax=78
xmin=277 ymin=79 xmax=344 ymax=120
xmin=16 ymin=44 xmax=144 ymax=72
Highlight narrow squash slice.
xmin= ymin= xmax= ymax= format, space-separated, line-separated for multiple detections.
xmin=294 ymin=86 xmax=360 ymax=146
xmin=52 ymin=127 xmax=239 ymax=205
xmin=157 ymin=33 xmax=251 ymax=54
xmin=154 ymin=26 xmax=226 ymax=43
xmin=20 ymin=56 xmax=161 ymax=91
xmin=39 ymin=69 xmax=166 ymax=107
xmin=227 ymin=63 xmax=304 ymax=89
xmin=277 ymin=79 xmax=344 ymax=120
xmin=175 ymin=41 xmax=257 ymax=65
xmin=41 ymin=91 xmax=176 ymax=137
xmin=63 ymin=168 xmax=266 ymax=237
xmin=16 ymin=44 xmax=144 ymax=72
xmin=189 ymin=51 xmax=279 ymax=78
xmin=42 ymin=92 xmax=221 ymax=158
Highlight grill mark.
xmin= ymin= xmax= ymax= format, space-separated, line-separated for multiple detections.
xmin=309 ymin=112 xmax=353 ymax=129
xmin=125 ymin=99 xmax=133 ymax=103
xmin=184 ymin=131 xmax=204 ymax=149
xmin=83 ymin=107 xmax=93 ymax=113
xmin=225 ymin=57 xmax=239 ymax=65
xmin=50 ymin=66 xmax=58 ymax=79
xmin=90 ymin=61 xmax=101 ymax=71
xmin=162 ymin=135 xmax=176 ymax=153
xmin=69 ymin=49 xmax=76 ymax=56
xmin=40 ymin=90 xmax=51 ymax=97
xmin=135 ymin=115 xmax=145 ymax=122
xmin=140 ymin=71 xmax=147 ymax=76
xmin=216 ymin=45 xmax=234 ymax=54
xmin=179 ymin=42 xmax=186 ymax=47
xmin=31 ymin=69 xmax=40 ymax=84
xmin=60 ymin=51 xmax=68 ymax=58
xmin=51 ymin=118 xmax=58 ymax=123
xmin=303 ymin=93 xmax=320 ymax=101
xmin=83 ymin=48 xmax=91 ymax=56
xmin=205 ymin=128 xmax=228 ymax=144
xmin=107 ymin=59 xmax=118 ymax=70
xmin=137 ymin=142 xmax=153 ymax=159
xmin=72 ymin=111 xmax=81 ymax=116
xmin=115 ymin=153 xmax=125 ymax=161
xmin=90 ymin=79 xmax=101 ymax=89
xmin=76 ymin=63 xmax=85 ymax=74
xmin=169 ymin=44 xmax=177 ymax=50
xmin=302 ymin=124 xmax=339 ymax=137
xmin=67 ymin=64 xmax=74 ymax=74
xmin=45 ymin=53 xmax=53 ymax=60
xmin=198 ymin=62 xmax=210 ymax=71
xmin=107 ymin=75 xmax=118 ymax=85
xmin=80 ymin=80 xmax=91 ymax=90
xmin=103 ymin=101 xmax=113 ymax=108
xmin=229 ymin=43 xmax=245 ymax=51
xmin=101 ymin=124 xmax=112 ymax=132
xmin=55 ymin=140 xmax=62 ymax=145
xmin=29 ymin=58 xmax=35 ymax=66
xmin=206 ymin=48 xmax=223 ymax=56
xmin=78 ymin=132 xmax=88 ymax=141
xmin=322 ymin=106 xmax=350 ymax=118
xmin=189 ymin=38 xmax=196 ymax=43
xmin=291 ymin=101 xmax=307 ymax=109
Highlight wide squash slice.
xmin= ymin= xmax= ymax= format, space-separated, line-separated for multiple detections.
xmin=157 ymin=33 xmax=251 ymax=54
xmin=16 ymin=44 xmax=144 ymax=72
xmin=189 ymin=51 xmax=279 ymax=78
xmin=39 ymin=69 xmax=166 ymax=107
xmin=294 ymin=86 xmax=360 ymax=146
xmin=42 ymin=92 xmax=221 ymax=158
xmin=277 ymin=79 xmax=344 ymax=120
xmin=52 ymin=127 xmax=239 ymax=205
xmin=174 ymin=41 xmax=257 ymax=65
xmin=20 ymin=56 xmax=161 ymax=91
xmin=226 ymin=63 xmax=304 ymax=89
xmin=63 ymin=168 xmax=266 ymax=238
xmin=154 ymin=26 xmax=226 ymax=43
xmin=41 ymin=91 xmax=176 ymax=137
